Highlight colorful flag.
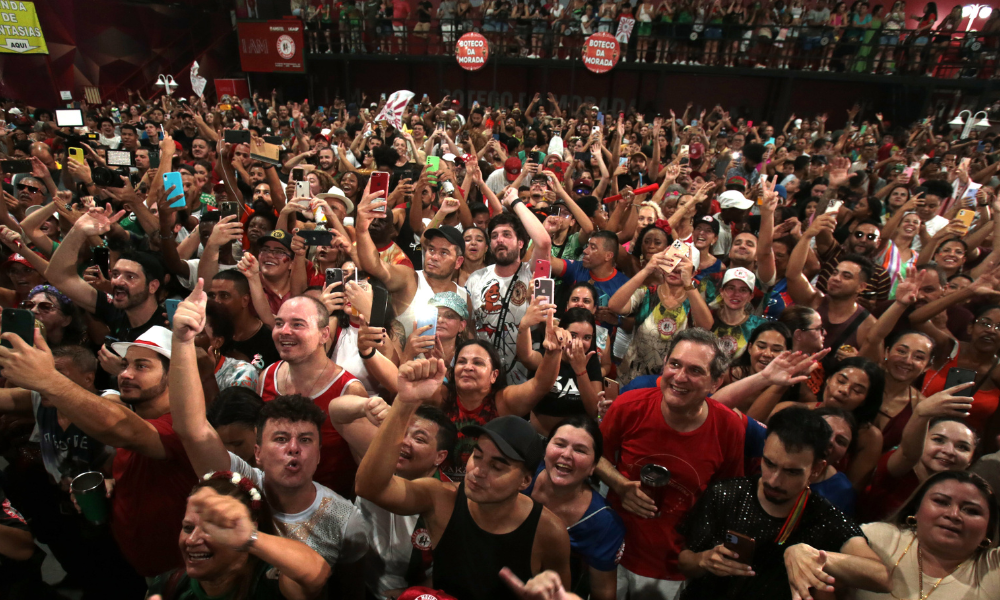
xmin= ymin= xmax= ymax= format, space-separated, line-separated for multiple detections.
xmin=374 ymin=90 xmax=415 ymax=130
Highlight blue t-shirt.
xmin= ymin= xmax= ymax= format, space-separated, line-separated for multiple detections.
xmin=621 ymin=374 xmax=658 ymax=393
xmin=812 ymin=472 xmax=857 ymax=516
xmin=523 ymin=464 xmax=626 ymax=572
xmin=560 ymin=260 xmax=630 ymax=303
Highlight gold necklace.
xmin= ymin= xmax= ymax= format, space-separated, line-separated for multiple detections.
xmin=890 ymin=536 xmax=965 ymax=600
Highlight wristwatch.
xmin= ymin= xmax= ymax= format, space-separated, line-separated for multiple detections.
xmin=683 ymin=283 xmax=698 ymax=291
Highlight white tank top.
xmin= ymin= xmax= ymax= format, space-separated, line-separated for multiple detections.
xmin=397 ymin=271 xmax=468 ymax=340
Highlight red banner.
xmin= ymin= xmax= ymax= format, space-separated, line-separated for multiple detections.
xmin=237 ymin=20 xmax=305 ymax=73
xmin=214 ymin=79 xmax=250 ymax=100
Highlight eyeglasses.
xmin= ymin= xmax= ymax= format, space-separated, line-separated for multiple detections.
xmin=259 ymin=248 xmax=293 ymax=260
xmin=853 ymin=231 xmax=878 ymax=241
xmin=17 ymin=183 xmax=41 ymax=194
xmin=804 ymin=325 xmax=826 ymax=335
xmin=20 ymin=300 xmax=56 ymax=313
xmin=975 ymin=319 xmax=1000 ymax=331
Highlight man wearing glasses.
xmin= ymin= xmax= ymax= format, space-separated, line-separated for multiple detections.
xmin=812 ymin=216 xmax=891 ymax=309
xmin=255 ymin=229 xmax=305 ymax=315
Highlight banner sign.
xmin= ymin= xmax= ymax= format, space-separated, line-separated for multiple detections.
xmin=582 ymin=32 xmax=620 ymax=74
xmin=456 ymin=32 xmax=489 ymax=71
xmin=237 ymin=20 xmax=305 ymax=73
xmin=0 ymin=1 xmax=47 ymax=54
xmin=214 ymin=79 xmax=251 ymax=100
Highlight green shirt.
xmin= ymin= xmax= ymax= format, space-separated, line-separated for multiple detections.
xmin=148 ymin=562 xmax=283 ymax=600
xmin=551 ymin=231 xmax=584 ymax=261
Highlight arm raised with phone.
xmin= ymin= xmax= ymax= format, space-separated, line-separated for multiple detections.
xmin=355 ymin=179 xmax=420 ymax=317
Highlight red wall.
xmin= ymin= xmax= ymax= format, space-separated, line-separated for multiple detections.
xmin=0 ymin=0 xmax=239 ymax=107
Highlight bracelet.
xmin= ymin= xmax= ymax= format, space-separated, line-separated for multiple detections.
xmin=159 ymin=232 xmax=174 ymax=240
xmin=359 ymin=347 xmax=377 ymax=360
xmin=575 ymin=370 xmax=588 ymax=378
xmin=237 ymin=528 xmax=258 ymax=552
xmin=510 ymin=198 xmax=524 ymax=210
xmin=683 ymin=283 xmax=697 ymax=291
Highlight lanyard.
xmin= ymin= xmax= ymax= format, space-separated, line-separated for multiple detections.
xmin=775 ymin=487 xmax=810 ymax=545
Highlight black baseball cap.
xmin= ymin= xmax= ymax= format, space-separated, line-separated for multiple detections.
xmin=810 ymin=154 xmax=828 ymax=165
xmin=261 ymin=229 xmax=292 ymax=251
xmin=461 ymin=416 xmax=545 ymax=472
xmin=423 ymin=226 xmax=465 ymax=256
xmin=694 ymin=215 xmax=720 ymax=236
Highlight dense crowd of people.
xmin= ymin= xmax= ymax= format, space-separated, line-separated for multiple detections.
xmin=0 ymin=83 xmax=997 ymax=600
xmin=291 ymin=0 xmax=1000 ymax=75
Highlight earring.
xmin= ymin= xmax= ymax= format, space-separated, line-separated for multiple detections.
xmin=980 ymin=538 xmax=992 ymax=550
xmin=906 ymin=515 xmax=917 ymax=528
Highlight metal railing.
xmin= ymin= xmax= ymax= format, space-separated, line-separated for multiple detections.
xmin=300 ymin=17 xmax=999 ymax=78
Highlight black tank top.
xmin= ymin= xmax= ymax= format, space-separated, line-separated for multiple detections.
xmin=433 ymin=482 xmax=543 ymax=600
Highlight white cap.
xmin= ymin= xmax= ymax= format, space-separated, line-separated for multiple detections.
xmin=111 ymin=325 xmax=172 ymax=360
xmin=721 ymin=267 xmax=756 ymax=291
xmin=317 ymin=186 xmax=354 ymax=214
xmin=8 ymin=108 xmax=21 ymax=116
xmin=442 ymin=153 xmax=457 ymax=162
xmin=719 ymin=190 xmax=754 ymax=210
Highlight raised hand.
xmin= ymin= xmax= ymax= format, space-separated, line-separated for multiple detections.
xmin=173 ymin=278 xmax=208 ymax=343
xmin=760 ymin=349 xmax=829 ymax=387
xmin=207 ymin=215 xmax=243 ymax=248
xmin=73 ymin=204 xmax=126 ymax=237
xmin=396 ymin=357 xmax=447 ymax=405
xmin=237 ymin=252 xmax=260 ymax=280
xmin=187 ymin=487 xmax=256 ymax=552
xmin=364 ymin=396 xmax=390 ymax=426
xmin=894 ymin=271 xmax=920 ymax=306
xmin=914 ymin=383 xmax=975 ymax=419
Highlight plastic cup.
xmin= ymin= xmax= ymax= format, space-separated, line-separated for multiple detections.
xmin=639 ymin=464 xmax=671 ymax=515
xmin=71 ymin=471 xmax=110 ymax=525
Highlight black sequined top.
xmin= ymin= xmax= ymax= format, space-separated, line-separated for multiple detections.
xmin=679 ymin=476 xmax=865 ymax=600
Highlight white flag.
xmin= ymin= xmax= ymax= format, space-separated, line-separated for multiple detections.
xmin=374 ymin=90 xmax=415 ymax=131
xmin=190 ymin=61 xmax=207 ymax=97
xmin=617 ymin=18 xmax=635 ymax=44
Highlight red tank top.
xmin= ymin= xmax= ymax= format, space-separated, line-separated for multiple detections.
xmin=922 ymin=354 xmax=1000 ymax=437
xmin=260 ymin=361 xmax=360 ymax=497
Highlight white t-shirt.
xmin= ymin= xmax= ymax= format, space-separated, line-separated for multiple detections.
xmin=485 ymin=167 xmax=511 ymax=195
xmin=466 ymin=262 xmax=533 ymax=385
xmin=355 ymin=497 xmax=431 ymax=599
xmin=178 ymin=259 xmax=238 ymax=290
xmin=229 ymin=453 xmax=369 ymax=566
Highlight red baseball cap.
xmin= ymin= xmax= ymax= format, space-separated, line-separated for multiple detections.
xmin=396 ymin=588 xmax=458 ymax=600
xmin=504 ymin=157 xmax=522 ymax=182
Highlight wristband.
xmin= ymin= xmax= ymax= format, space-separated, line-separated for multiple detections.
xmin=510 ymin=198 xmax=524 ymax=210
xmin=360 ymin=347 xmax=377 ymax=360
xmin=237 ymin=528 xmax=258 ymax=552
xmin=575 ymin=370 xmax=588 ymax=378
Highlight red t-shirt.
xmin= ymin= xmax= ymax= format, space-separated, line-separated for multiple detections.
xmin=600 ymin=387 xmax=745 ymax=580
xmin=111 ymin=413 xmax=198 ymax=577
xmin=260 ymin=362 xmax=361 ymax=497
xmin=392 ymin=0 xmax=411 ymax=25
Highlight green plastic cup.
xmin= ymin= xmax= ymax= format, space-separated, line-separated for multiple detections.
xmin=71 ymin=471 xmax=110 ymax=525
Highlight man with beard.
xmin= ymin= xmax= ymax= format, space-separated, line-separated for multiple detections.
xmin=595 ymin=329 xmax=745 ymax=600
xmin=0 ymin=326 xmax=198 ymax=580
xmin=317 ymin=146 xmax=338 ymax=178
xmin=45 ymin=209 xmax=168 ymax=344
xmin=354 ymin=406 xmax=458 ymax=599
xmin=617 ymin=152 xmax=649 ymax=191
xmin=209 ymin=270 xmax=280 ymax=367
xmin=357 ymin=186 xmax=469 ymax=339
xmin=813 ymin=217 xmax=891 ymax=308
xmin=259 ymin=295 xmax=372 ymax=497
xmin=677 ymin=406 xmax=889 ymax=600
xmin=167 ymin=283 xmax=368 ymax=594
xmin=466 ymin=192 xmax=552 ymax=385
xmin=356 ymin=357 xmax=571 ymax=600
xmin=787 ymin=214 xmax=877 ymax=358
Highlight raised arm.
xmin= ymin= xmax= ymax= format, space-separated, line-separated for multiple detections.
xmin=756 ymin=177 xmax=779 ymax=285
xmin=169 ymin=279 xmax=233 ymax=476
xmin=355 ymin=358 xmax=449 ymax=515
xmin=786 ymin=214 xmax=833 ymax=308
xmin=499 ymin=317 xmax=563 ymax=416
xmin=0 ymin=329 xmax=166 ymax=457
xmin=44 ymin=206 xmax=125 ymax=313
xmin=354 ymin=183 xmax=415 ymax=299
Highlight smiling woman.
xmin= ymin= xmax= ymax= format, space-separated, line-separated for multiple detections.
xmin=858 ymin=471 xmax=1000 ymax=600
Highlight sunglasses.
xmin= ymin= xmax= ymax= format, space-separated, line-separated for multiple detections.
xmin=20 ymin=300 xmax=56 ymax=312
xmin=853 ymin=231 xmax=878 ymax=241
xmin=17 ymin=183 xmax=41 ymax=194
